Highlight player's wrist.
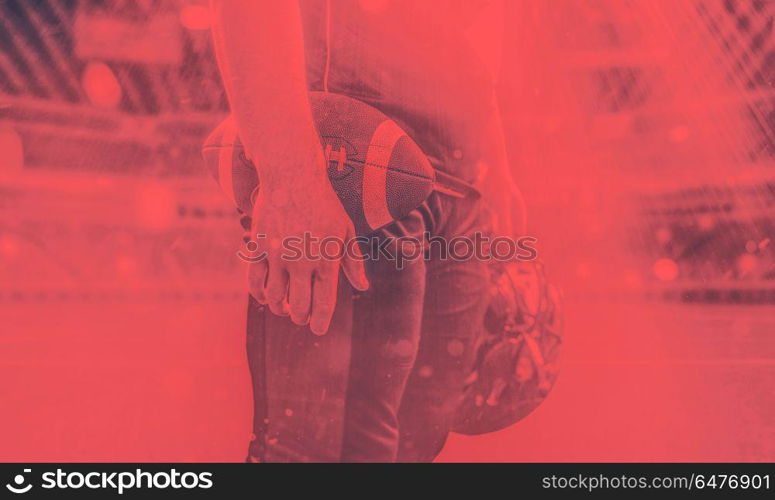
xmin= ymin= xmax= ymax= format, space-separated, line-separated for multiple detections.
xmin=257 ymin=145 xmax=328 ymax=191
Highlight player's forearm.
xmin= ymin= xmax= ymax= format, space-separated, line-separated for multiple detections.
xmin=210 ymin=0 xmax=322 ymax=187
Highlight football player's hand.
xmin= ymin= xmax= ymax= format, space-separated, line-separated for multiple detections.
xmin=247 ymin=146 xmax=369 ymax=335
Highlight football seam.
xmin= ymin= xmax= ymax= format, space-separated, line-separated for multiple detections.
xmin=339 ymin=157 xmax=434 ymax=180
xmin=203 ymin=145 xmax=434 ymax=181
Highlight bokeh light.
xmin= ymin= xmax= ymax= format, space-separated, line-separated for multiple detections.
xmin=81 ymin=61 xmax=122 ymax=108
xmin=180 ymin=4 xmax=210 ymax=30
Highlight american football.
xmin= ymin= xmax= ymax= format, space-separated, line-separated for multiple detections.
xmin=202 ymin=92 xmax=441 ymax=234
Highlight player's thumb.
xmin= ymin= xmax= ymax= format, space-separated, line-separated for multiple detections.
xmin=341 ymin=225 xmax=369 ymax=291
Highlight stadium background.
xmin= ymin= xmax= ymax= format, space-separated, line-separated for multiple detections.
xmin=0 ymin=0 xmax=772 ymax=461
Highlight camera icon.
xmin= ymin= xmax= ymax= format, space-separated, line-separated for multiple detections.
xmin=5 ymin=469 xmax=33 ymax=494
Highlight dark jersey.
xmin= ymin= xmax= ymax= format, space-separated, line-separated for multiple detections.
xmin=299 ymin=0 xmax=499 ymax=183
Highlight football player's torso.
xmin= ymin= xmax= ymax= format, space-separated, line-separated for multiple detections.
xmin=299 ymin=0 xmax=502 ymax=181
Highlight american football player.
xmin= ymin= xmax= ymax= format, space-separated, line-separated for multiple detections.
xmin=210 ymin=0 xmax=526 ymax=462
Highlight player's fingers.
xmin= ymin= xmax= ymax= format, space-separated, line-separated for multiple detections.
xmin=265 ymin=260 xmax=290 ymax=317
xmin=288 ymin=269 xmax=313 ymax=326
xmin=309 ymin=264 xmax=339 ymax=335
xmin=341 ymin=225 xmax=369 ymax=291
xmin=247 ymin=258 xmax=269 ymax=304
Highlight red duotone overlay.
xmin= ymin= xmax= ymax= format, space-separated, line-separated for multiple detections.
xmin=0 ymin=0 xmax=773 ymax=462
